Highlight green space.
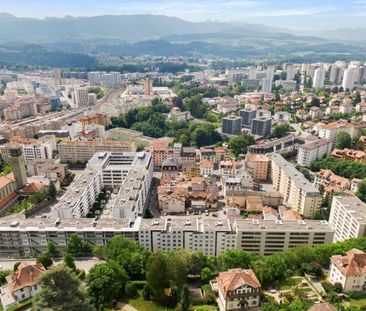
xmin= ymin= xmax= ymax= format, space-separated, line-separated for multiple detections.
xmin=349 ymin=294 xmax=366 ymax=308
xmin=123 ymin=290 xmax=174 ymax=311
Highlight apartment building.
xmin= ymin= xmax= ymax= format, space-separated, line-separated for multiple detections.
xmin=78 ymin=113 xmax=109 ymax=129
xmin=139 ymin=217 xmax=237 ymax=256
xmin=234 ymin=218 xmax=333 ymax=256
xmin=296 ymin=138 xmax=332 ymax=167
xmin=74 ymin=88 xmax=89 ymax=107
xmin=27 ymin=159 xmax=67 ymax=181
xmin=329 ymin=196 xmax=366 ymax=242
xmin=58 ymin=140 xmax=136 ymax=163
xmin=271 ymin=154 xmax=322 ymax=217
xmin=332 ymin=148 xmax=366 ymax=163
xmin=316 ymin=122 xmax=359 ymax=147
xmin=314 ymin=169 xmax=350 ymax=196
xmin=244 ymin=154 xmax=270 ymax=181
xmin=248 ymin=135 xmax=303 ymax=155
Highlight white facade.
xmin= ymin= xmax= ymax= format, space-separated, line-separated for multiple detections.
xmin=297 ymin=139 xmax=332 ymax=167
xmin=329 ymin=196 xmax=366 ymax=242
xmin=342 ymin=69 xmax=356 ymax=91
xmin=313 ymin=68 xmax=326 ymax=89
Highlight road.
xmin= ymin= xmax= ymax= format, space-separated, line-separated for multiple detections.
xmin=95 ymin=87 xmax=124 ymax=116
xmin=0 ymin=257 xmax=104 ymax=272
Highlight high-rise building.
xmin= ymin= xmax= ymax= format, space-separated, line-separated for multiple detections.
xmin=222 ymin=116 xmax=242 ymax=135
xmin=239 ymin=109 xmax=257 ymax=128
xmin=8 ymin=145 xmax=27 ymax=189
xmin=342 ymin=68 xmax=356 ymax=91
xmin=251 ymin=117 xmax=272 ymax=137
xmin=53 ymin=68 xmax=62 ymax=85
xmin=74 ymin=88 xmax=89 ymax=107
xmin=248 ymin=67 xmax=257 ymax=80
xmin=144 ymin=78 xmax=153 ymax=95
xmin=329 ymin=65 xmax=345 ymax=84
xmin=261 ymin=78 xmax=272 ymax=93
xmin=313 ymin=68 xmax=326 ymax=89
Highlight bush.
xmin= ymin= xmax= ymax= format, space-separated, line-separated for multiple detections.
xmin=143 ymin=285 xmax=151 ymax=300
xmin=13 ymin=262 xmax=21 ymax=271
xmin=76 ymin=269 xmax=86 ymax=280
xmin=125 ymin=282 xmax=138 ymax=298
xmin=0 ymin=269 xmax=12 ymax=285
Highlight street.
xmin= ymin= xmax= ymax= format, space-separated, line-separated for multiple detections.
xmin=0 ymin=257 xmax=104 ymax=272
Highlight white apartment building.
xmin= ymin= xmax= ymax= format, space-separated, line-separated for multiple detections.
xmin=74 ymin=88 xmax=89 ymax=107
xmin=58 ymin=140 xmax=136 ymax=163
xmin=0 ymin=142 xmax=52 ymax=165
xmin=316 ymin=122 xmax=355 ymax=147
xmin=329 ymin=196 xmax=366 ymax=242
xmin=297 ymin=139 xmax=332 ymax=167
xmin=342 ymin=68 xmax=356 ymax=91
xmin=272 ymin=154 xmax=322 ymax=217
xmin=261 ymin=78 xmax=272 ymax=93
xmin=0 ymin=216 xmax=333 ymax=257
xmin=313 ymin=68 xmax=326 ymax=89
xmin=234 ymin=218 xmax=333 ymax=256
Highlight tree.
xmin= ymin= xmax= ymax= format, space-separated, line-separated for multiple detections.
xmin=146 ymin=251 xmax=170 ymax=301
xmin=354 ymin=91 xmax=361 ymax=105
xmin=125 ymin=282 xmax=138 ymax=298
xmin=47 ymin=181 xmax=57 ymax=199
xmin=169 ymin=249 xmax=191 ymax=293
xmin=67 ymin=233 xmax=91 ymax=257
xmin=86 ymin=262 xmax=127 ymax=308
xmin=357 ymin=179 xmax=366 ymax=202
xmin=228 ymin=135 xmax=255 ymax=157
xmin=33 ymin=265 xmax=94 ymax=311
xmin=336 ymin=132 xmax=352 ymax=149
xmin=106 ymin=236 xmax=148 ymax=280
xmin=272 ymin=124 xmax=289 ymax=138
xmin=36 ymin=254 xmax=53 ymax=269
xmin=218 ymin=249 xmax=255 ymax=271
xmin=64 ymin=254 xmax=76 ymax=271
xmin=13 ymin=262 xmax=21 ymax=271
xmin=201 ymin=267 xmax=214 ymax=284
xmin=46 ymin=240 xmax=59 ymax=257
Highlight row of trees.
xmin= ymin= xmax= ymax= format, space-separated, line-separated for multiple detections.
xmin=31 ymin=232 xmax=366 ymax=310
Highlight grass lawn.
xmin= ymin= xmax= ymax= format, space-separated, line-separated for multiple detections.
xmin=192 ymin=306 xmax=218 ymax=311
xmin=349 ymin=294 xmax=366 ymax=308
xmin=276 ymin=277 xmax=302 ymax=290
xmin=122 ymin=291 xmax=174 ymax=311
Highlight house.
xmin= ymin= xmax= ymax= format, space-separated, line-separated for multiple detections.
xmin=200 ymin=160 xmax=214 ymax=177
xmin=211 ymin=268 xmax=261 ymax=310
xmin=0 ymin=262 xmax=45 ymax=310
xmin=329 ymin=249 xmax=366 ymax=292
xmin=307 ymin=303 xmax=336 ymax=311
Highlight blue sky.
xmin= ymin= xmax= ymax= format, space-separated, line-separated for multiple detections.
xmin=0 ymin=0 xmax=366 ymax=30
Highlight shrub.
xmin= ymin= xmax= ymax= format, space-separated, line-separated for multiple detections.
xmin=125 ymin=282 xmax=138 ymax=298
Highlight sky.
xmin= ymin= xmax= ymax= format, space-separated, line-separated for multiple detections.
xmin=0 ymin=0 xmax=366 ymax=30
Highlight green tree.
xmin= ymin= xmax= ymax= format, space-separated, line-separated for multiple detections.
xmin=86 ymin=262 xmax=127 ymax=308
xmin=33 ymin=265 xmax=94 ymax=311
xmin=228 ymin=135 xmax=254 ymax=157
xmin=169 ymin=249 xmax=191 ymax=293
xmin=354 ymin=91 xmax=361 ymax=105
xmin=335 ymin=131 xmax=352 ymax=149
xmin=272 ymin=124 xmax=290 ymax=138
xmin=64 ymin=254 xmax=76 ymax=271
xmin=146 ymin=251 xmax=170 ymax=302
xmin=47 ymin=181 xmax=57 ymax=199
xmin=357 ymin=179 xmax=366 ymax=202
xmin=106 ymin=235 xmax=148 ymax=280
xmin=67 ymin=233 xmax=91 ymax=257
xmin=218 ymin=249 xmax=255 ymax=271
xmin=201 ymin=267 xmax=214 ymax=284
xmin=36 ymin=254 xmax=53 ymax=269
xmin=46 ymin=240 xmax=59 ymax=257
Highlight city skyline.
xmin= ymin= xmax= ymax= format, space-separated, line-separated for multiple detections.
xmin=1 ymin=0 xmax=366 ymax=30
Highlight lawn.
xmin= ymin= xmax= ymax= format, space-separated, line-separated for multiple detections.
xmin=276 ymin=277 xmax=302 ymax=290
xmin=349 ymin=294 xmax=366 ymax=308
xmin=122 ymin=291 xmax=174 ymax=311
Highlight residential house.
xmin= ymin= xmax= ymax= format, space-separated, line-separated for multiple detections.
xmin=212 ymin=268 xmax=261 ymax=310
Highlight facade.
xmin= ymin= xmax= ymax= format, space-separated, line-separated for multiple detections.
xmin=314 ymin=169 xmax=350 ymax=195
xmin=248 ymin=135 xmax=303 ymax=155
xmin=0 ymin=262 xmax=45 ymax=310
xmin=296 ymin=139 xmax=332 ymax=167
xmin=213 ymin=268 xmax=261 ymax=310
xmin=222 ymin=116 xmax=242 ymax=135
xmin=239 ymin=109 xmax=257 ymax=128
xmin=332 ymin=148 xmax=366 ymax=162
xmin=167 ymin=107 xmax=193 ymax=122
xmin=74 ymin=88 xmax=89 ymax=107
xmin=261 ymin=78 xmax=272 ymax=93
xmin=330 ymin=249 xmax=366 ymax=292
xmin=244 ymin=154 xmax=270 ymax=181
xmin=342 ymin=69 xmax=356 ymax=91
xmin=251 ymin=117 xmax=272 ymax=137
xmin=8 ymin=146 xmax=27 ymax=189
xmin=329 ymin=196 xmax=366 ymax=242
xmin=313 ymin=68 xmax=326 ymax=89
xmin=234 ymin=218 xmax=333 ymax=256
xmin=271 ymin=154 xmax=321 ymax=217
xmin=58 ymin=140 xmax=136 ymax=163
